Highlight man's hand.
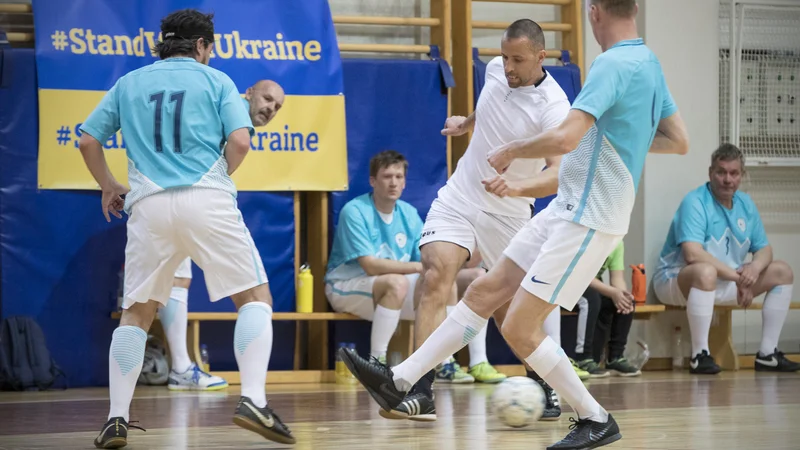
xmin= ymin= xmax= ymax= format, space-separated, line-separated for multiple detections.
xmin=102 ymin=181 xmax=129 ymax=222
xmin=487 ymin=142 xmax=517 ymax=174
xmin=610 ymin=288 xmax=635 ymax=314
xmin=481 ymin=176 xmax=521 ymax=198
xmin=441 ymin=116 xmax=470 ymax=136
xmin=737 ymin=285 xmax=754 ymax=308
xmin=737 ymin=263 xmax=760 ymax=288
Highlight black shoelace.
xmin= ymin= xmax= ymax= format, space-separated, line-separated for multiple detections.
xmin=565 ymin=416 xmax=592 ymax=436
xmin=128 ymin=420 xmax=146 ymax=432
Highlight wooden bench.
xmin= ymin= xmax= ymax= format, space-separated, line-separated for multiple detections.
xmin=665 ymin=302 xmax=800 ymax=371
xmin=112 ymin=304 xmax=666 ymax=383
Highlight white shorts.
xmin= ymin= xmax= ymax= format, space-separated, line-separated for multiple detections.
xmin=420 ymin=188 xmax=528 ymax=270
xmin=123 ymin=188 xmax=268 ymax=308
xmin=174 ymin=257 xmax=193 ymax=279
xmin=503 ymin=207 xmax=623 ymax=310
xmin=325 ymin=273 xmax=419 ymax=321
xmin=652 ymin=268 xmax=738 ymax=306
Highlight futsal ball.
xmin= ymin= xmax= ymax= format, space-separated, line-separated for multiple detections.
xmin=490 ymin=376 xmax=546 ymax=428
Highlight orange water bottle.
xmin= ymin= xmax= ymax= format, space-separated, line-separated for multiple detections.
xmin=630 ymin=264 xmax=646 ymax=305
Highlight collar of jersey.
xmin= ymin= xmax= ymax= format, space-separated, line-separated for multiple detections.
xmin=155 ymin=57 xmax=197 ymax=64
xmin=611 ymin=38 xmax=644 ymax=49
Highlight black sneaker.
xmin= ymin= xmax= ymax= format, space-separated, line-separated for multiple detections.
xmin=577 ymin=359 xmax=610 ymax=378
xmin=232 ymin=396 xmax=295 ymax=445
xmin=539 ymin=380 xmax=562 ymax=421
xmin=689 ymin=350 xmax=721 ymax=374
xmin=378 ymin=371 xmax=437 ymax=421
xmin=606 ymin=358 xmax=642 ymax=377
xmin=339 ymin=346 xmax=406 ymax=412
xmin=547 ymin=414 xmax=622 ymax=450
xmin=93 ymin=417 xmax=145 ymax=449
xmin=755 ymin=349 xmax=800 ymax=372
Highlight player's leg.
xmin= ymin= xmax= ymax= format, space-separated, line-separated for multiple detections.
xmin=160 ymin=258 xmax=229 ymax=391
xmin=179 ymin=189 xmax=293 ymax=445
xmin=95 ymin=193 xmax=181 ymax=448
xmin=455 ymin=267 xmax=505 ymax=383
xmin=370 ymin=274 xmax=411 ymax=362
xmin=507 ymin=221 xmax=622 ymax=449
xmin=749 ymin=261 xmax=800 ymax=371
xmin=602 ymin=298 xmax=640 ymax=377
xmin=436 ymin=280 xmax=476 ymax=384
xmin=573 ymin=287 xmax=608 ymax=378
xmin=676 ymin=263 xmax=721 ymax=374
xmin=592 ymin=296 xmax=613 ymax=363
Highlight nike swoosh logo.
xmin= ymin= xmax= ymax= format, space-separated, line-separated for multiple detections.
xmin=690 ymin=359 xmax=699 ymax=369
xmin=758 ymin=357 xmax=779 ymax=367
xmin=244 ymin=402 xmax=275 ymax=427
xmin=530 ymin=275 xmax=550 ymax=285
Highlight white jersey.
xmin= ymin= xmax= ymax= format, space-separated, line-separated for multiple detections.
xmin=442 ymin=57 xmax=571 ymax=218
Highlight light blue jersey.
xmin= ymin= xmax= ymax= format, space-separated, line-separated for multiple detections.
xmin=656 ymin=183 xmax=769 ymax=274
xmin=80 ymin=57 xmax=254 ymax=212
xmin=553 ymin=38 xmax=677 ymax=235
xmin=325 ymin=194 xmax=424 ymax=282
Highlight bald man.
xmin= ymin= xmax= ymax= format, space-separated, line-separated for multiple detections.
xmin=152 ymin=79 xmax=285 ymax=391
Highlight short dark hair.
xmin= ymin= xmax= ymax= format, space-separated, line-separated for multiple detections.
xmin=591 ymin=0 xmax=637 ymax=18
xmin=370 ymin=150 xmax=408 ymax=177
xmin=504 ymin=19 xmax=546 ymax=50
xmin=152 ymin=9 xmax=215 ymax=60
xmin=711 ymin=143 xmax=746 ymax=168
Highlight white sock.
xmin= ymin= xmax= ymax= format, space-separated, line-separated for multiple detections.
xmin=760 ymin=285 xmax=793 ymax=356
xmin=392 ymin=302 xmax=487 ymax=391
xmin=686 ymin=288 xmax=715 ymax=356
xmin=108 ymin=326 xmax=148 ymax=421
xmin=234 ymin=302 xmax=273 ymax=408
xmin=159 ymin=287 xmax=192 ymax=373
xmin=442 ymin=305 xmax=457 ymax=366
xmin=371 ymin=305 xmax=402 ymax=359
xmin=525 ymin=336 xmax=608 ymax=423
xmin=542 ymin=307 xmax=561 ymax=346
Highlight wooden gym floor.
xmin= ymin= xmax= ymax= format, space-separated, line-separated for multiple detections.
xmin=0 ymin=371 xmax=798 ymax=449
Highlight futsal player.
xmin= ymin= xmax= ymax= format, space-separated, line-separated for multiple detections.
xmin=339 ymin=1 xmax=690 ymax=448
xmin=78 ymin=9 xmax=294 ymax=447
xmin=373 ymin=18 xmax=571 ymax=420
xmin=158 ymin=79 xmax=284 ymax=391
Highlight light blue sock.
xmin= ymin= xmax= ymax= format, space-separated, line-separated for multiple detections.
xmin=234 ymin=302 xmax=273 ymax=408
xmin=108 ymin=326 xmax=147 ymax=421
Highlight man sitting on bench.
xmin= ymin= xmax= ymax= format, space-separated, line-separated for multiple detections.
xmin=325 ymin=150 xmax=505 ymax=383
xmin=653 ymin=144 xmax=799 ymax=374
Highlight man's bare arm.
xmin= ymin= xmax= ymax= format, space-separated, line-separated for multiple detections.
xmin=357 ymin=256 xmax=422 ymax=276
xmin=682 ymin=242 xmax=740 ymax=282
xmin=649 ymin=112 xmax=689 ymax=155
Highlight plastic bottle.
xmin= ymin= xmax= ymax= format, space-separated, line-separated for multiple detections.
xmin=345 ymin=343 xmax=358 ymax=383
xmin=672 ymin=327 xmax=683 ymax=370
xmin=335 ymin=342 xmax=348 ymax=384
xmin=116 ymin=264 xmax=125 ymax=310
xmin=200 ymin=344 xmax=210 ymax=373
xmin=627 ymin=340 xmax=650 ymax=370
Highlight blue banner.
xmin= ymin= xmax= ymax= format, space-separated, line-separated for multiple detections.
xmin=33 ymin=0 xmax=349 ymax=191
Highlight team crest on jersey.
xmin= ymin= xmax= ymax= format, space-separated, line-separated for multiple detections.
xmin=737 ymin=218 xmax=746 ymax=232
xmin=395 ymin=232 xmax=407 ymax=248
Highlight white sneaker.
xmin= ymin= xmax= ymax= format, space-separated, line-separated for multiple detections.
xmin=167 ymin=363 xmax=229 ymax=391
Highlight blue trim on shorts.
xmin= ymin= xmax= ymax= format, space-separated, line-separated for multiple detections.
xmin=327 ymin=282 xmax=373 ymax=298
xmin=549 ymin=229 xmax=596 ymax=304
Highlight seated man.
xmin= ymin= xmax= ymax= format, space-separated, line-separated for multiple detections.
xmin=654 ymin=144 xmax=799 ymax=374
xmin=325 ymin=150 xmax=503 ymax=383
xmin=155 ymin=79 xmax=285 ymax=390
xmin=573 ymin=241 xmax=641 ymax=377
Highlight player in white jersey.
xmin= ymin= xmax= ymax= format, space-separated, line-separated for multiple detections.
xmin=79 ymin=9 xmax=294 ymax=448
xmin=157 ymin=80 xmax=285 ymax=392
xmin=339 ymin=1 xmax=689 ymax=448
xmin=378 ymin=19 xmax=571 ymax=420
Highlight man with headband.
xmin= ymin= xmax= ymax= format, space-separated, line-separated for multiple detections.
xmin=79 ymin=9 xmax=294 ymax=447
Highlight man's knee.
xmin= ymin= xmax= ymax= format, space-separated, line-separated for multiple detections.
xmin=499 ymin=299 xmax=553 ymax=346
xmin=120 ymin=300 xmax=159 ymax=330
xmin=420 ymin=255 xmax=454 ymax=298
xmin=375 ymin=274 xmax=409 ymax=309
xmin=685 ymin=262 xmax=718 ymax=291
xmin=768 ymin=260 xmax=794 ymax=286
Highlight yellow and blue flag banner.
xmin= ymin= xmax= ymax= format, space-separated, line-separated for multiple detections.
xmin=33 ymin=0 xmax=348 ymax=191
